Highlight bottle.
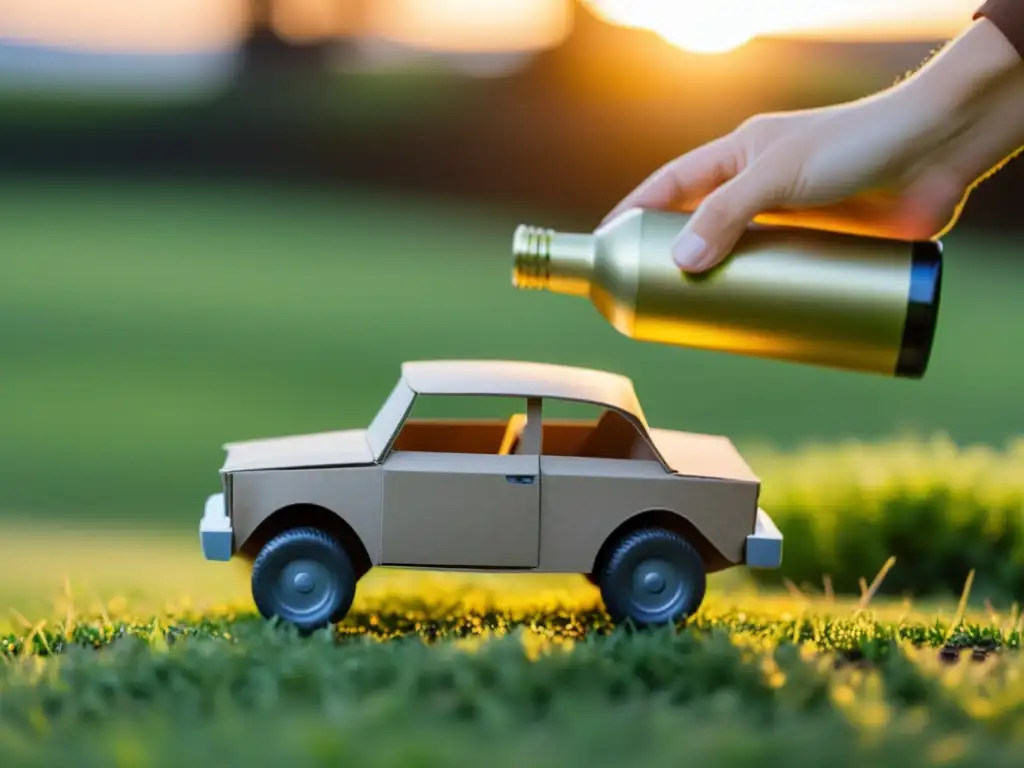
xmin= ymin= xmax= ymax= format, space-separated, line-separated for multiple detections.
xmin=510 ymin=207 xmax=942 ymax=378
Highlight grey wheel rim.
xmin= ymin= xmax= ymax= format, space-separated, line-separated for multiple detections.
xmin=271 ymin=557 xmax=339 ymax=621
xmin=600 ymin=529 xmax=706 ymax=627
xmin=629 ymin=557 xmax=687 ymax=617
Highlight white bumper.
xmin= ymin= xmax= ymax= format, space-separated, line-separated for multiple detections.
xmin=200 ymin=492 xmax=233 ymax=562
xmin=745 ymin=507 xmax=783 ymax=569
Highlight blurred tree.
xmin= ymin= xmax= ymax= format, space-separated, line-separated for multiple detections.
xmin=239 ymin=0 xmax=334 ymax=77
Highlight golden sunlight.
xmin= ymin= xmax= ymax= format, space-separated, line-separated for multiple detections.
xmin=583 ymin=0 xmax=757 ymax=53
xmin=272 ymin=0 xmax=363 ymax=43
xmin=364 ymin=0 xmax=574 ymax=53
xmin=583 ymin=0 xmax=983 ymax=54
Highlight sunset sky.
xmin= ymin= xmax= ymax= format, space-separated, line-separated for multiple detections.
xmin=585 ymin=0 xmax=983 ymax=53
xmin=0 ymin=0 xmax=987 ymax=55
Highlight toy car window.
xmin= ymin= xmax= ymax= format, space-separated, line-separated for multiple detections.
xmin=389 ymin=394 xmax=531 ymax=456
xmin=540 ymin=399 xmax=657 ymax=461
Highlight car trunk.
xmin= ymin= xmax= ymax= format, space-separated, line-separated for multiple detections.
xmin=646 ymin=429 xmax=760 ymax=483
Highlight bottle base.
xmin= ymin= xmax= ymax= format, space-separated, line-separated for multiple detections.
xmin=894 ymin=240 xmax=943 ymax=379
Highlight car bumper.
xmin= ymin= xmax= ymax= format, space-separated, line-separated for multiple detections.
xmin=200 ymin=492 xmax=234 ymax=562
xmin=745 ymin=507 xmax=782 ymax=569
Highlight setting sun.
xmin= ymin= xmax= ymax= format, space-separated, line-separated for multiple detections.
xmin=583 ymin=0 xmax=758 ymax=53
xmin=583 ymin=0 xmax=982 ymax=54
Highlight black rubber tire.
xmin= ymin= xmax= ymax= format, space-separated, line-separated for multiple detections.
xmin=598 ymin=527 xmax=706 ymax=627
xmin=251 ymin=527 xmax=356 ymax=635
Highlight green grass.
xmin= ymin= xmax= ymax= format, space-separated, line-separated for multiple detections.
xmin=746 ymin=436 xmax=1024 ymax=600
xmin=1 ymin=175 xmax=1024 ymax=527
xmin=1 ymin=526 xmax=1023 ymax=766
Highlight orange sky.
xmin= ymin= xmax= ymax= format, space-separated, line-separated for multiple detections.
xmin=0 ymin=0 xmax=986 ymax=55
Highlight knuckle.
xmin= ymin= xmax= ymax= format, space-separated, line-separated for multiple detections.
xmin=735 ymin=112 xmax=789 ymax=141
xmin=736 ymin=113 xmax=770 ymax=134
xmin=732 ymin=113 xmax=789 ymax=168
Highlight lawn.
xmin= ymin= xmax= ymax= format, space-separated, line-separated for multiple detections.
xmin=0 ymin=526 xmax=1022 ymax=766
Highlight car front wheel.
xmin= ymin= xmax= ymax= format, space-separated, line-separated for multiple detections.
xmin=250 ymin=527 xmax=356 ymax=635
xmin=598 ymin=527 xmax=706 ymax=627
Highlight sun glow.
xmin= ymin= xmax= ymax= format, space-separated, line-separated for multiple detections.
xmin=583 ymin=0 xmax=981 ymax=54
xmin=583 ymin=0 xmax=758 ymax=53
xmin=364 ymin=0 xmax=574 ymax=53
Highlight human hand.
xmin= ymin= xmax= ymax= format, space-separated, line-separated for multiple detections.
xmin=603 ymin=18 xmax=1024 ymax=273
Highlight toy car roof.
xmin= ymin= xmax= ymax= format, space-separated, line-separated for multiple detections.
xmin=400 ymin=360 xmax=648 ymax=426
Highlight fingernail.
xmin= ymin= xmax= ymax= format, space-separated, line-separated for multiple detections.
xmin=671 ymin=232 xmax=709 ymax=270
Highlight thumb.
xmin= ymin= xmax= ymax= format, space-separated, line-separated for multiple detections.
xmin=671 ymin=164 xmax=781 ymax=272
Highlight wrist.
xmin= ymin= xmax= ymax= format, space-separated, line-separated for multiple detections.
xmin=905 ymin=18 xmax=1022 ymax=125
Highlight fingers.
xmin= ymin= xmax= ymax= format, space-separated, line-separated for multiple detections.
xmin=600 ymin=136 xmax=744 ymax=226
xmin=671 ymin=158 xmax=791 ymax=272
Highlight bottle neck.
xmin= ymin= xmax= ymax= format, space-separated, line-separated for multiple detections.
xmin=511 ymin=225 xmax=595 ymax=298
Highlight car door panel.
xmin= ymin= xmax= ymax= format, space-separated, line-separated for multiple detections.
xmin=537 ymin=455 xmax=755 ymax=572
xmin=380 ymin=451 xmax=541 ymax=568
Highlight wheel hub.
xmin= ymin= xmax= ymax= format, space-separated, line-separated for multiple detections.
xmin=643 ymin=571 xmax=666 ymax=594
xmin=629 ymin=557 xmax=685 ymax=617
xmin=275 ymin=558 xmax=336 ymax=617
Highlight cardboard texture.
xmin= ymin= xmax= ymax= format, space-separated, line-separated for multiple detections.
xmin=200 ymin=359 xmax=783 ymax=632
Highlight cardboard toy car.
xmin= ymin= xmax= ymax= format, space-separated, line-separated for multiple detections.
xmin=200 ymin=360 xmax=782 ymax=633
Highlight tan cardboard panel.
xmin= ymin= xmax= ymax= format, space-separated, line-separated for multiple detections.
xmin=647 ymin=429 xmax=760 ymax=483
xmin=230 ymin=466 xmax=384 ymax=564
xmin=536 ymin=456 xmax=758 ymax=572
xmin=381 ymin=450 xmax=540 ymax=568
xmin=401 ymin=360 xmax=648 ymax=425
xmin=222 ymin=429 xmax=373 ymax=473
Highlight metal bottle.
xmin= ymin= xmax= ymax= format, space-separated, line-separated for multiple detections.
xmin=511 ymin=207 xmax=942 ymax=378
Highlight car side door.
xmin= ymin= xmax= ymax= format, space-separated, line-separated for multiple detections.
xmin=379 ymin=397 xmax=542 ymax=568
xmin=536 ymin=404 xmax=672 ymax=572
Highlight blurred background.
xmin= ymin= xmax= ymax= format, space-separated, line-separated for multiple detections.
xmin=1 ymin=0 xmax=1022 ymax=535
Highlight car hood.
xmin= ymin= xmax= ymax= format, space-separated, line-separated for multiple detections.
xmin=220 ymin=429 xmax=375 ymax=473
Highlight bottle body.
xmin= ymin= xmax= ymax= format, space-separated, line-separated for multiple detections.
xmin=512 ymin=208 xmax=942 ymax=378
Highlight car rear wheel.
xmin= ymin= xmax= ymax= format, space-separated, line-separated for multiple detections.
xmin=598 ymin=527 xmax=706 ymax=627
xmin=250 ymin=527 xmax=356 ymax=635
